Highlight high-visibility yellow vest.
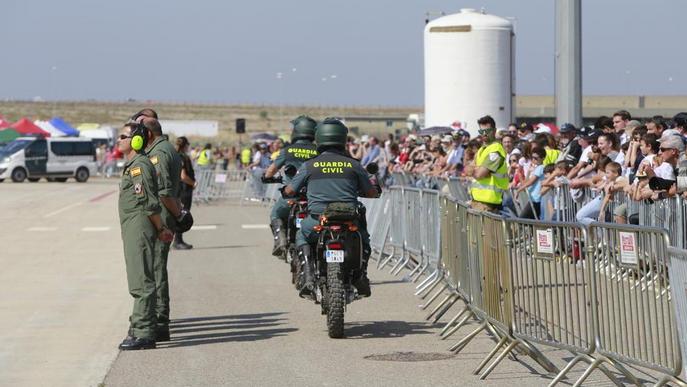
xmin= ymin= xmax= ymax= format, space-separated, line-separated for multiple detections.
xmin=197 ymin=149 xmax=211 ymax=166
xmin=470 ymin=142 xmax=509 ymax=205
xmin=544 ymin=148 xmax=560 ymax=166
xmin=240 ymin=148 xmax=251 ymax=165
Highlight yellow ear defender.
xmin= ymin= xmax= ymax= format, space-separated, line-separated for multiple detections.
xmin=130 ymin=122 xmax=149 ymax=152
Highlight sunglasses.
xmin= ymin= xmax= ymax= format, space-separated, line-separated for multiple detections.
xmin=659 ymin=147 xmax=675 ymax=152
xmin=532 ymin=155 xmax=542 ymax=161
xmin=118 ymin=134 xmax=132 ymax=140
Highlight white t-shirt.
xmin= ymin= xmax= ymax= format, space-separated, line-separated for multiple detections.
xmin=580 ymin=145 xmax=592 ymax=163
xmin=655 ymin=162 xmax=676 ymax=180
xmin=252 ymin=150 xmax=262 ymax=164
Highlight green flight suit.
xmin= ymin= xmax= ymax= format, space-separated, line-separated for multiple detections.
xmin=269 ymin=140 xmax=318 ymax=222
xmin=146 ymin=136 xmax=182 ymax=330
xmin=118 ymin=153 xmax=162 ymax=340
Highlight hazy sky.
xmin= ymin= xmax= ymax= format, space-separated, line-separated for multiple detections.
xmin=1 ymin=0 xmax=684 ymax=106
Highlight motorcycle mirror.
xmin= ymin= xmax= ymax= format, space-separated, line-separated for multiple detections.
xmin=284 ymin=165 xmax=298 ymax=178
xmin=365 ymin=162 xmax=379 ymax=175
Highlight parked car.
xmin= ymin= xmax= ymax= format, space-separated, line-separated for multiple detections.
xmin=0 ymin=137 xmax=97 ymax=183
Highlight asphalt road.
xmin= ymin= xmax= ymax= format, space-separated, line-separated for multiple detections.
xmin=1 ymin=179 xmax=645 ymax=387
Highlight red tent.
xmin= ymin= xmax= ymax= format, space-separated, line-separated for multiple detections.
xmin=0 ymin=117 xmax=10 ymax=129
xmin=10 ymin=118 xmax=50 ymax=137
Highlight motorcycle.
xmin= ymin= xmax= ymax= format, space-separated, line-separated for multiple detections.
xmin=307 ymin=162 xmax=380 ymax=338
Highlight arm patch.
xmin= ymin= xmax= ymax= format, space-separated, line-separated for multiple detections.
xmin=130 ymin=167 xmax=142 ymax=177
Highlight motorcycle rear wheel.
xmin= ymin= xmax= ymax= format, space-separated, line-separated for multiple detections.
xmin=326 ymin=263 xmax=345 ymax=338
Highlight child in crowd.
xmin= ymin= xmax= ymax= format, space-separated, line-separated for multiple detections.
xmin=597 ymin=162 xmax=629 ymax=222
xmin=515 ymin=147 xmax=547 ymax=219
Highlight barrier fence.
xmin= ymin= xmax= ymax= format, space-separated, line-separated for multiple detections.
xmin=388 ymin=171 xmax=687 ymax=250
xmin=364 ymin=182 xmax=687 ymax=386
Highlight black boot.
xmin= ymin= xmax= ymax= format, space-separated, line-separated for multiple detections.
xmin=354 ymin=254 xmax=371 ymax=297
xmin=119 ymin=336 xmax=156 ymax=350
xmin=298 ymin=245 xmax=316 ymax=299
xmin=155 ymin=326 xmax=170 ymax=342
xmin=173 ymin=233 xmax=193 ymax=250
xmin=270 ymin=219 xmax=287 ymax=257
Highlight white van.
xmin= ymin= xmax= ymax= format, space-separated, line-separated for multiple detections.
xmin=0 ymin=137 xmax=97 ymax=183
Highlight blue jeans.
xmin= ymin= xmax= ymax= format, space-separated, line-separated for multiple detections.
xmin=576 ymin=196 xmax=602 ymax=226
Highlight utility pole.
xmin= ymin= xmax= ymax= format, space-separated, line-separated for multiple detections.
xmin=555 ymin=0 xmax=582 ymax=127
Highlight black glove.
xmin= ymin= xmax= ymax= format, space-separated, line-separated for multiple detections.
xmin=176 ymin=209 xmax=194 ymax=233
xmin=279 ymin=186 xmax=294 ymax=199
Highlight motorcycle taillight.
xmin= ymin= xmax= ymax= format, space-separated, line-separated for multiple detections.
xmin=297 ymin=213 xmax=307 ymax=219
xmin=327 ymin=241 xmax=344 ymax=250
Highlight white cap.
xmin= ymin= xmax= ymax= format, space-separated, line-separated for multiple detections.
xmin=534 ymin=123 xmax=551 ymax=134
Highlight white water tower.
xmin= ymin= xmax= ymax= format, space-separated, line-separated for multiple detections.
xmin=424 ymin=8 xmax=514 ymax=135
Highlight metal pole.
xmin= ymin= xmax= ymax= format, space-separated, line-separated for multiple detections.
xmin=554 ymin=0 xmax=582 ymax=127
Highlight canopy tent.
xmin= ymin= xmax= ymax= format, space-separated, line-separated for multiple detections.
xmin=35 ymin=120 xmax=67 ymax=137
xmin=0 ymin=115 xmax=10 ymax=129
xmin=50 ymin=117 xmax=79 ymax=136
xmin=11 ymin=118 xmax=50 ymax=137
xmin=0 ymin=128 xmax=21 ymax=143
xmin=250 ymin=132 xmax=278 ymax=141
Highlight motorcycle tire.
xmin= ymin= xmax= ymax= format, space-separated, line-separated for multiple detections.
xmin=326 ymin=263 xmax=345 ymax=339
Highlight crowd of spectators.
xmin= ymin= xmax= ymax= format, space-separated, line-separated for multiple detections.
xmin=386 ymin=110 xmax=687 ymax=225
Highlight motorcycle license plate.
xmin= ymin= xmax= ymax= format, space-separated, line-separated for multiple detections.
xmin=296 ymin=218 xmax=302 ymax=229
xmin=325 ymin=249 xmax=344 ymax=263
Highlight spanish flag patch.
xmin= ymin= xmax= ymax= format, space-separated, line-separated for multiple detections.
xmin=130 ymin=167 xmax=142 ymax=177
xmin=150 ymin=156 xmax=159 ymax=165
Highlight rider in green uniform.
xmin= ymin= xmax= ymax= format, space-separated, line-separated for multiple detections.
xmin=263 ymin=115 xmax=318 ymax=256
xmin=284 ymin=118 xmax=380 ymax=298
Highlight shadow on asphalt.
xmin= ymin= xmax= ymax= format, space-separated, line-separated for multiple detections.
xmin=343 ymin=320 xmax=435 ymax=339
xmin=160 ymin=312 xmax=296 ymax=348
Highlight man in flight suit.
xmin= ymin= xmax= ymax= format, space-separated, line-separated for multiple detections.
xmin=117 ymin=122 xmax=173 ymax=350
xmin=132 ymin=112 xmax=185 ymax=342
xmin=284 ymin=118 xmax=381 ymax=298
xmin=263 ymin=115 xmax=318 ymax=256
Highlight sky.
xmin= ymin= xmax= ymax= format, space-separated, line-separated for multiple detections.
xmin=0 ymin=0 xmax=684 ymax=106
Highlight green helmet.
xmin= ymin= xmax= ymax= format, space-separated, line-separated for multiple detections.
xmin=290 ymin=115 xmax=317 ymax=142
xmin=315 ymin=117 xmax=348 ymax=148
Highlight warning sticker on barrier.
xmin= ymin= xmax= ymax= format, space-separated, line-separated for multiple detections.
xmin=535 ymin=229 xmax=554 ymax=255
xmin=215 ymin=174 xmax=227 ymax=183
xmin=619 ymin=231 xmax=638 ymax=265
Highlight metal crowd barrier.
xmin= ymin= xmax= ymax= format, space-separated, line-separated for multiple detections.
xmin=375 ymin=182 xmax=686 ymax=386
xmin=193 ymin=169 xmax=249 ymax=203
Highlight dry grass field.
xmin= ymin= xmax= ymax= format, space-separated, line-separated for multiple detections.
xmin=0 ymin=100 xmax=419 ymax=144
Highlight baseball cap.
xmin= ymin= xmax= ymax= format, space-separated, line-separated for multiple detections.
xmin=580 ymin=127 xmax=602 ymax=141
xmin=457 ymin=129 xmax=470 ymax=138
xmin=519 ymin=123 xmax=534 ymax=132
xmin=559 ymin=123 xmax=577 ymax=133
xmin=534 ymin=123 xmax=551 ymax=134
xmin=659 ymin=134 xmax=685 ymax=152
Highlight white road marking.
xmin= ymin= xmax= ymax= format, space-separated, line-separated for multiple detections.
xmin=241 ymin=224 xmax=269 ymax=230
xmin=27 ymin=227 xmax=57 ymax=232
xmin=82 ymin=227 xmax=111 ymax=232
xmin=44 ymin=202 xmax=82 ymax=218
xmin=191 ymin=225 xmax=218 ymax=231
